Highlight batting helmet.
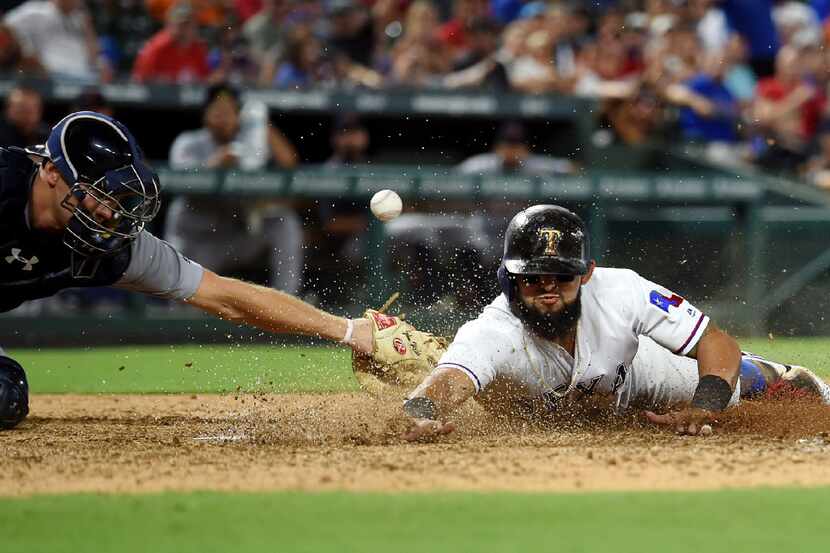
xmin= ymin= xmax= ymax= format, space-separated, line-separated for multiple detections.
xmin=497 ymin=205 xmax=590 ymax=301
xmin=27 ymin=111 xmax=161 ymax=257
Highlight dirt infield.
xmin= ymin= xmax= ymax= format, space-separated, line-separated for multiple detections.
xmin=4 ymin=393 xmax=830 ymax=497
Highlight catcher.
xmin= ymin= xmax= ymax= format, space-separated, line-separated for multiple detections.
xmin=352 ymin=205 xmax=830 ymax=440
xmin=0 ymin=111 xmax=381 ymax=429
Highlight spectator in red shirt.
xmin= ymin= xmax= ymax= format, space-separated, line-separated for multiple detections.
xmin=146 ymin=0 xmax=229 ymax=28
xmin=235 ymin=0 xmax=263 ymax=22
xmin=132 ymin=2 xmax=211 ymax=83
xmin=752 ymin=44 xmax=825 ymax=168
xmin=436 ymin=0 xmax=490 ymax=57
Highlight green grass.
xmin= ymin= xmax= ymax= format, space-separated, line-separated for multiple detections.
xmin=738 ymin=337 xmax=830 ymax=373
xmin=4 ymin=487 xmax=830 ymax=553
xmin=6 ymin=337 xmax=830 ymax=394
xmin=5 ymin=345 xmax=356 ymax=394
xmin=5 ymin=340 xmax=830 ymax=550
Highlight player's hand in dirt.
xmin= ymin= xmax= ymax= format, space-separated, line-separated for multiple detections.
xmin=644 ymin=407 xmax=716 ymax=435
xmin=403 ymin=418 xmax=455 ymax=442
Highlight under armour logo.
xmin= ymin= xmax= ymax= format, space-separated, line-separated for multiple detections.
xmin=5 ymin=248 xmax=39 ymax=271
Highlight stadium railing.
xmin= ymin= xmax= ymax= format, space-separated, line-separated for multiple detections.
xmin=5 ymin=163 xmax=830 ymax=344
xmin=0 ymin=77 xmax=596 ymax=119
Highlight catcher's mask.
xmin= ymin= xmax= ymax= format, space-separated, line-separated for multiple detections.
xmin=497 ymin=204 xmax=591 ymax=302
xmin=26 ymin=111 xmax=161 ymax=258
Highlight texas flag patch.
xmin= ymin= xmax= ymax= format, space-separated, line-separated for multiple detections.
xmin=649 ymin=290 xmax=684 ymax=313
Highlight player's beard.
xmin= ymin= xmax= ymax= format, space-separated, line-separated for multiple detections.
xmin=512 ymin=289 xmax=582 ymax=341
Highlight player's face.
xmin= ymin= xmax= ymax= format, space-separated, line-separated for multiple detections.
xmin=517 ymin=273 xmax=582 ymax=314
xmin=514 ymin=274 xmax=583 ymax=340
xmin=512 ymin=263 xmax=595 ymax=340
xmin=44 ymin=166 xmax=118 ymax=231
xmin=58 ymin=184 xmax=120 ymax=230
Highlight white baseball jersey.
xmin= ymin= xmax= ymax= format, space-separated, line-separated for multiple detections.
xmin=437 ymin=267 xmax=735 ymax=410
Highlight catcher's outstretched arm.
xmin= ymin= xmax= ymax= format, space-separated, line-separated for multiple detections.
xmin=186 ymin=270 xmax=373 ymax=354
xmin=403 ymin=366 xmax=476 ymax=441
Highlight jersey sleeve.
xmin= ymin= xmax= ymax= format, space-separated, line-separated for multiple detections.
xmin=435 ymin=320 xmax=515 ymax=393
xmin=113 ymin=231 xmax=204 ymax=300
xmin=631 ymin=272 xmax=709 ymax=356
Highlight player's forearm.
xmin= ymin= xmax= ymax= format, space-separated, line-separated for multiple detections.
xmin=187 ymin=271 xmax=347 ymax=342
xmin=693 ymin=325 xmax=741 ymax=388
xmin=406 ymin=367 xmax=476 ymax=419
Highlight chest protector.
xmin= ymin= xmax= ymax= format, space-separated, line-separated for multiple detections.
xmin=0 ymin=147 xmax=130 ymax=313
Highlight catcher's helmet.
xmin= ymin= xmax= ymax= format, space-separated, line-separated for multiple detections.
xmin=0 ymin=356 xmax=28 ymax=430
xmin=497 ymin=205 xmax=590 ymax=301
xmin=27 ymin=111 xmax=161 ymax=257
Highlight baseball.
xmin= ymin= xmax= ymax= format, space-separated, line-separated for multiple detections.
xmin=370 ymin=189 xmax=403 ymax=222
xmin=700 ymin=424 xmax=713 ymax=436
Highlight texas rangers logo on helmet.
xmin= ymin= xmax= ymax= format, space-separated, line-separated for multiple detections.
xmin=538 ymin=228 xmax=563 ymax=256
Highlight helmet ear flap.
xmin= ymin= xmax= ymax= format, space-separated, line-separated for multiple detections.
xmin=497 ymin=264 xmax=516 ymax=302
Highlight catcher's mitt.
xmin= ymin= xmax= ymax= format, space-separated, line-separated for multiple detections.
xmin=352 ymin=303 xmax=449 ymax=398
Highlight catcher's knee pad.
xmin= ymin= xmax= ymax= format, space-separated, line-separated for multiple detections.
xmin=0 ymin=356 xmax=29 ymax=429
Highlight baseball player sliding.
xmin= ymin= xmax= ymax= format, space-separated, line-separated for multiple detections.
xmin=353 ymin=205 xmax=830 ymax=439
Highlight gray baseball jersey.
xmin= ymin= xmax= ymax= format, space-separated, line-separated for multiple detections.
xmin=114 ymin=230 xmax=204 ymax=300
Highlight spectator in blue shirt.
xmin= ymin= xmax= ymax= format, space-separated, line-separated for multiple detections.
xmin=720 ymin=0 xmax=779 ymax=77
xmin=490 ymin=0 xmax=523 ymax=24
xmin=811 ymin=0 xmax=830 ymax=21
xmin=666 ymin=51 xmax=740 ymax=144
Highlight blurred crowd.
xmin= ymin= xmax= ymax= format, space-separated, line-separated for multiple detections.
xmin=5 ymin=1 xmax=830 ymax=183
xmin=7 ymin=1 xmax=830 ymax=310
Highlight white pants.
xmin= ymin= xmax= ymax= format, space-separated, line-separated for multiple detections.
xmin=475 ymin=337 xmax=741 ymax=417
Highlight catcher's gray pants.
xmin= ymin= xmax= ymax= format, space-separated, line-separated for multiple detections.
xmin=165 ymin=197 xmax=303 ymax=295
